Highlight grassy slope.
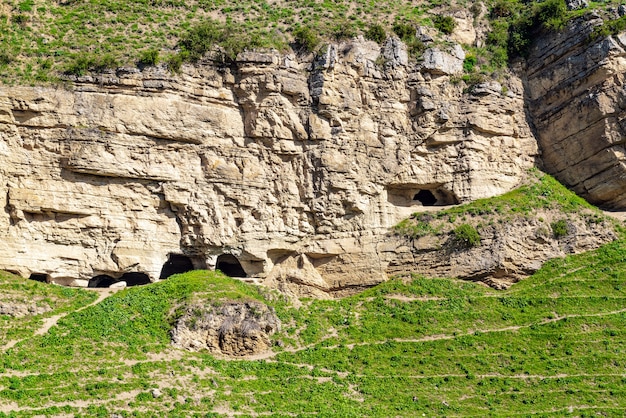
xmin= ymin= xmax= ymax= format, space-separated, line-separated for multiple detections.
xmin=1 ymin=233 xmax=626 ymax=416
xmin=0 ymin=0 xmax=443 ymax=84
xmin=394 ymin=170 xmax=608 ymax=240
xmin=1 ymin=0 xmax=624 ymax=85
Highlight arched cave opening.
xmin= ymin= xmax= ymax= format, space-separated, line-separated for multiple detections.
xmin=120 ymin=272 xmax=151 ymax=286
xmin=216 ymin=254 xmax=247 ymax=278
xmin=159 ymin=254 xmax=194 ymax=279
xmin=88 ymin=272 xmax=151 ymax=288
xmin=413 ymin=190 xmax=438 ymax=206
xmin=28 ymin=273 xmax=48 ymax=283
xmin=88 ymin=275 xmax=117 ymax=288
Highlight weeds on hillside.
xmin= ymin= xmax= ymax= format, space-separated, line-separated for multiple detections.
xmin=394 ymin=170 xmax=605 ymax=240
xmin=2 ymin=241 xmax=626 ymax=416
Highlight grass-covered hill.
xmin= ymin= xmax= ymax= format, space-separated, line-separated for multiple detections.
xmin=0 ymin=174 xmax=624 ymax=415
xmin=1 ymin=239 xmax=626 ymax=416
xmin=1 ymin=0 xmax=625 ymax=84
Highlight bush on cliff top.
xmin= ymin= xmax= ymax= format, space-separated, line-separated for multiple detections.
xmin=3 ymin=0 xmax=620 ymax=83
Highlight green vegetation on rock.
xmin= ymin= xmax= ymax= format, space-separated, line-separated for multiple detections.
xmin=1 ymin=0 xmax=625 ymax=83
xmin=2 ymin=237 xmax=626 ymax=415
xmin=453 ymin=223 xmax=481 ymax=247
xmin=394 ymin=170 xmax=603 ymax=240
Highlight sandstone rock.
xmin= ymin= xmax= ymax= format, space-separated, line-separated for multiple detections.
xmin=421 ymin=45 xmax=465 ymax=75
xmin=0 ymin=37 xmax=538 ymax=294
xmin=0 ymin=301 xmax=51 ymax=317
xmin=566 ymin=0 xmax=588 ymax=10
xmin=385 ymin=208 xmax=615 ymax=288
xmin=525 ymin=18 xmax=626 ymax=209
xmin=171 ymin=301 xmax=281 ymax=356
xmin=416 ymin=27 xmax=434 ymax=43
xmin=383 ymin=37 xmax=408 ymax=67
xmin=109 ymin=281 xmax=127 ymax=289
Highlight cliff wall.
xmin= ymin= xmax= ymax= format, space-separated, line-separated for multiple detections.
xmin=0 ymin=38 xmax=539 ymax=295
xmin=526 ymin=16 xmax=626 ymax=209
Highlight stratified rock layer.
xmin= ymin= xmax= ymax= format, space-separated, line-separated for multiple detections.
xmin=171 ymin=301 xmax=281 ymax=356
xmin=526 ymin=17 xmax=626 ymax=209
xmin=0 ymin=38 xmax=539 ymax=294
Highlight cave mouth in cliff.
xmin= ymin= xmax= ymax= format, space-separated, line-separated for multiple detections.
xmin=29 ymin=273 xmax=48 ymax=283
xmin=88 ymin=272 xmax=151 ymax=288
xmin=413 ymin=190 xmax=437 ymax=206
xmin=216 ymin=254 xmax=247 ymax=278
xmin=89 ymin=275 xmax=116 ymax=288
xmin=121 ymin=272 xmax=151 ymax=286
xmin=159 ymin=254 xmax=194 ymax=279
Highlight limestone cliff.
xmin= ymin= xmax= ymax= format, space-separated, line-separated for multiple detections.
xmin=526 ymin=16 xmax=626 ymax=209
xmin=0 ymin=37 xmax=540 ymax=294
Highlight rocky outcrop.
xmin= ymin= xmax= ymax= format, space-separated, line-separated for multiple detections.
xmin=387 ymin=208 xmax=615 ymax=289
xmin=0 ymin=300 xmax=51 ymax=317
xmin=171 ymin=301 xmax=280 ymax=356
xmin=0 ymin=37 xmax=539 ymax=294
xmin=525 ymin=16 xmax=626 ymax=209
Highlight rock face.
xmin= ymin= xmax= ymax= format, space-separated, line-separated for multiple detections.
xmin=525 ymin=17 xmax=626 ymax=209
xmin=0 ymin=38 xmax=539 ymax=294
xmin=171 ymin=301 xmax=281 ymax=356
xmin=0 ymin=301 xmax=51 ymax=317
xmin=387 ymin=208 xmax=615 ymax=289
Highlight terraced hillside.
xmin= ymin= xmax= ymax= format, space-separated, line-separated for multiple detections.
xmin=1 ymin=231 xmax=626 ymax=416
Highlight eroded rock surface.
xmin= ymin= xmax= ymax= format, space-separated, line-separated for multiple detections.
xmin=171 ymin=301 xmax=280 ymax=356
xmin=0 ymin=300 xmax=51 ymax=317
xmin=0 ymin=38 xmax=539 ymax=294
xmin=526 ymin=17 xmax=626 ymax=209
xmin=387 ymin=208 xmax=615 ymax=288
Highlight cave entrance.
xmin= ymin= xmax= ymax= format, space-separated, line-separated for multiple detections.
xmin=88 ymin=272 xmax=151 ymax=288
xmin=216 ymin=254 xmax=246 ymax=278
xmin=159 ymin=254 xmax=194 ymax=279
xmin=121 ymin=272 xmax=151 ymax=286
xmin=28 ymin=273 xmax=48 ymax=283
xmin=88 ymin=275 xmax=117 ymax=288
xmin=413 ymin=190 xmax=437 ymax=206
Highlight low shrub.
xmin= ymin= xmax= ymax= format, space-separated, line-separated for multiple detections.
xmin=139 ymin=49 xmax=160 ymax=66
xmin=64 ymin=53 xmax=119 ymax=76
xmin=551 ymin=219 xmax=568 ymax=238
xmin=433 ymin=15 xmax=456 ymax=35
xmin=179 ymin=20 xmax=222 ymax=61
xmin=333 ymin=20 xmax=359 ymax=41
xmin=535 ymin=0 xmax=567 ymax=31
xmin=590 ymin=15 xmax=626 ymax=41
xmin=293 ymin=25 xmax=321 ymax=52
xmin=392 ymin=23 xmax=414 ymax=41
xmin=463 ymin=54 xmax=477 ymax=72
xmin=365 ymin=24 xmax=386 ymax=43
xmin=0 ymin=52 xmax=12 ymax=66
xmin=166 ymin=53 xmax=184 ymax=73
xmin=453 ymin=224 xmax=481 ymax=247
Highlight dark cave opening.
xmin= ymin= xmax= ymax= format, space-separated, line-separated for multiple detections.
xmin=159 ymin=254 xmax=194 ymax=279
xmin=88 ymin=275 xmax=117 ymax=288
xmin=216 ymin=254 xmax=247 ymax=278
xmin=120 ymin=272 xmax=151 ymax=286
xmin=28 ymin=273 xmax=48 ymax=283
xmin=413 ymin=190 xmax=438 ymax=206
xmin=88 ymin=272 xmax=151 ymax=288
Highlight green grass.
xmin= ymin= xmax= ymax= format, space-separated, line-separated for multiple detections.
xmin=394 ymin=170 xmax=608 ymax=239
xmin=0 ymin=272 xmax=96 ymax=344
xmin=2 ymin=0 xmax=624 ymax=85
xmin=2 ymin=237 xmax=626 ymax=416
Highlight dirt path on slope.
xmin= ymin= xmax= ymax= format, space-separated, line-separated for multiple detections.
xmin=34 ymin=288 xmax=117 ymax=336
xmin=1 ymin=288 xmax=119 ymax=351
xmin=602 ymin=210 xmax=626 ymax=222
